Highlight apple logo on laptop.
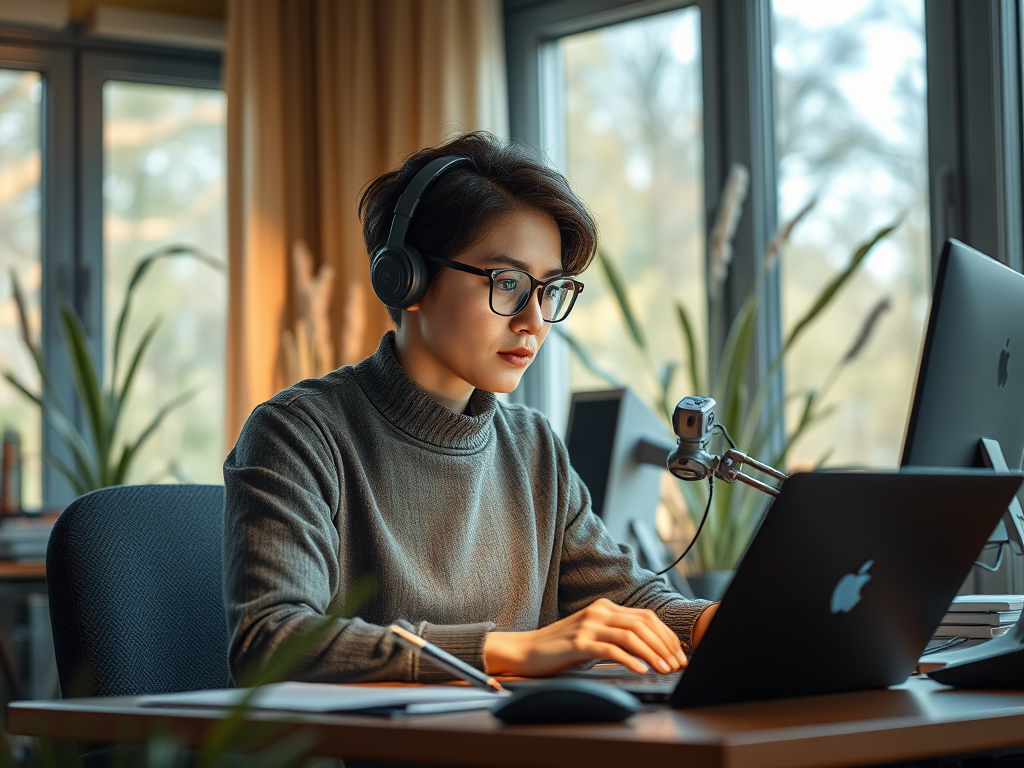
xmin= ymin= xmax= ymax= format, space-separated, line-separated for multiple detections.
xmin=998 ymin=338 xmax=1011 ymax=388
xmin=830 ymin=560 xmax=874 ymax=614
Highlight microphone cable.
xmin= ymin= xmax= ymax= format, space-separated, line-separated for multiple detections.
xmin=655 ymin=475 xmax=713 ymax=577
xmin=654 ymin=422 xmax=733 ymax=578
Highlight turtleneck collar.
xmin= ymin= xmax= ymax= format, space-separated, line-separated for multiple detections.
xmin=353 ymin=331 xmax=497 ymax=452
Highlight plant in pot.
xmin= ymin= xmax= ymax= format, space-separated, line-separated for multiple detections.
xmin=559 ymin=164 xmax=899 ymax=599
xmin=2 ymin=244 xmax=223 ymax=495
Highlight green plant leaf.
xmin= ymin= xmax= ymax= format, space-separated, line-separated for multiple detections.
xmin=771 ymin=398 xmax=839 ymax=470
xmin=656 ymin=361 xmax=678 ymax=422
xmin=112 ymin=444 xmax=135 ymax=489
xmin=675 ymin=301 xmax=704 ymax=394
xmin=7 ymin=269 xmax=66 ymax=410
xmin=112 ymin=244 xmax=224 ymax=383
xmin=58 ymin=300 xmax=109 ymax=459
xmin=784 ymin=221 xmax=900 ymax=351
xmin=4 ymin=371 xmax=98 ymax=490
xmin=714 ymin=296 xmax=757 ymax=425
xmin=114 ymin=387 xmax=200 ymax=486
xmin=40 ymin=453 xmax=89 ymax=497
xmin=597 ymin=249 xmax=646 ymax=350
xmin=1 ymin=372 xmax=42 ymax=409
xmin=198 ymin=577 xmax=377 ymax=768
xmin=554 ymin=327 xmax=622 ymax=388
xmin=109 ymin=317 xmax=161 ymax=458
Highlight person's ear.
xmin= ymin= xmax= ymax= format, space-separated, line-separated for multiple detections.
xmin=404 ymin=303 xmax=421 ymax=313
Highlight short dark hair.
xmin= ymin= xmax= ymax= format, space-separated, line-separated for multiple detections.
xmin=359 ymin=131 xmax=598 ymax=326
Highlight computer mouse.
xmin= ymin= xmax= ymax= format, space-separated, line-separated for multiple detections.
xmin=491 ymin=679 xmax=641 ymax=724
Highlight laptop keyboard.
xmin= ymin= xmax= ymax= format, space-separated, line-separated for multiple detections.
xmin=563 ymin=664 xmax=683 ymax=688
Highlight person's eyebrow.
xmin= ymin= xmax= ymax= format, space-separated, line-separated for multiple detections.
xmin=483 ymin=253 xmax=564 ymax=279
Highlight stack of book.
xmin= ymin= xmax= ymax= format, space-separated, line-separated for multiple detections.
xmin=0 ymin=516 xmax=54 ymax=560
xmin=931 ymin=594 xmax=1023 ymax=648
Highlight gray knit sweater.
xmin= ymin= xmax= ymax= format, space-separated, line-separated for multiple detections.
xmin=223 ymin=331 xmax=711 ymax=683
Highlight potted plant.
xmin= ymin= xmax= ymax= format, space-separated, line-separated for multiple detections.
xmin=2 ymin=245 xmax=223 ymax=495
xmin=560 ymin=164 xmax=899 ymax=595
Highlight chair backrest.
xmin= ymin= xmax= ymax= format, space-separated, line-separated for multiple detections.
xmin=47 ymin=484 xmax=230 ymax=697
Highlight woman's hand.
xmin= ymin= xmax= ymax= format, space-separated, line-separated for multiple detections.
xmin=483 ymin=598 xmax=687 ymax=677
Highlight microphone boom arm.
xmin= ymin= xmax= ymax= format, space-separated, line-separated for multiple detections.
xmin=715 ymin=449 xmax=787 ymax=497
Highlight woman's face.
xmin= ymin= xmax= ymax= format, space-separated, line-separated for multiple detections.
xmin=401 ymin=207 xmax=564 ymax=398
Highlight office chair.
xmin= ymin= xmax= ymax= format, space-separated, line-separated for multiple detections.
xmin=46 ymin=483 xmax=230 ymax=699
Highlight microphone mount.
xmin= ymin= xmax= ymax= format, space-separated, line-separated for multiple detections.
xmin=711 ymin=448 xmax=788 ymax=497
xmin=667 ymin=396 xmax=787 ymax=497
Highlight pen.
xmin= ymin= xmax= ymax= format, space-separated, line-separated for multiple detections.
xmin=389 ymin=624 xmax=507 ymax=693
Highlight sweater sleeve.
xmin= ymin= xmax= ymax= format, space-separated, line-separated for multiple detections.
xmin=556 ymin=459 xmax=713 ymax=654
xmin=223 ymin=402 xmax=492 ymax=684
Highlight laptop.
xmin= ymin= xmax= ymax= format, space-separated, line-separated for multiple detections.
xmin=511 ymin=469 xmax=1021 ymax=707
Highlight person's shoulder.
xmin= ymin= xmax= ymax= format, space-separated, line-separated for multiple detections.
xmin=265 ymin=366 xmax=359 ymax=415
xmin=494 ymin=400 xmax=565 ymax=451
xmin=241 ymin=366 xmax=360 ymax=442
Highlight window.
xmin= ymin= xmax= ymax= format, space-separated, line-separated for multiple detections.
xmin=557 ymin=6 xmax=706 ymax=421
xmin=0 ymin=27 xmax=224 ymax=508
xmin=102 ymin=81 xmax=227 ymax=484
xmin=771 ymin=0 xmax=931 ymax=469
xmin=0 ymin=68 xmax=43 ymax=508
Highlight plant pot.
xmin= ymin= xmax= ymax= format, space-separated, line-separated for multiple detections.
xmin=686 ymin=570 xmax=734 ymax=602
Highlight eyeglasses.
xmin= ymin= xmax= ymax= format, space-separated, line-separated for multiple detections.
xmin=424 ymin=254 xmax=584 ymax=323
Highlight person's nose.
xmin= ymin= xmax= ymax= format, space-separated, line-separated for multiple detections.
xmin=510 ymin=286 xmax=546 ymax=335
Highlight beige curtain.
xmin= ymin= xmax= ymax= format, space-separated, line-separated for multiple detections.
xmin=225 ymin=0 xmax=509 ymax=449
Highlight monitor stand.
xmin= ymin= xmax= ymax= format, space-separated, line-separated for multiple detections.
xmin=927 ymin=438 xmax=1024 ymax=687
xmin=979 ymin=437 xmax=1024 ymax=555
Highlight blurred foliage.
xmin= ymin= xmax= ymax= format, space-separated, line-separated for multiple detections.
xmin=2 ymin=245 xmax=223 ymax=495
xmin=103 ymin=82 xmax=228 ymax=488
xmin=6 ymin=577 xmax=375 ymax=767
xmin=560 ymin=210 xmax=899 ymax=571
xmin=0 ymin=68 xmax=45 ymax=509
xmin=557 ymin=0 xmax=927 ymax=571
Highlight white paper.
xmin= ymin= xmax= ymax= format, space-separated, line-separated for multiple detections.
xmin=139 ymin=682 xmax=504 ymax=713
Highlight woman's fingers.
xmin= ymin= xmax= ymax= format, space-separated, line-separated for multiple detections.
xmin=605 ymin=614 xmax=682 ymax=671
xmin=596 ymin=626 xmax=677 ymax=674
xmin=584 ymin=641 xmax=651 ymax=675
xmin=586 ymin=601 xmax=685 ymax=671
xmin=614 ymin=604 xmax=687 ymax=665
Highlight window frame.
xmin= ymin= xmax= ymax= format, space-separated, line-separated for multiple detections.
xmin=506 ymin=0 xmax=1024 ymax=593
xmin=0 ymin=23 xmax=222 ymax=508
xmin=505 ymin=0 xmax=783 ymax=446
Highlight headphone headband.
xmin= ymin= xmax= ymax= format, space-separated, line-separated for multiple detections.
xmin=371 ymin=154 xmax=474 ymax=310
xmin=385 ymin=155 xmax=474 ymax=250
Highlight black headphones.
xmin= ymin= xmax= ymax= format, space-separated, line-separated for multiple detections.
xmin=370 ymin=154 xmax=474 ymax=309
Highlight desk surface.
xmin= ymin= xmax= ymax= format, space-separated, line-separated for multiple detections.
xmin=0 ymin=560 xmax=45 ymax=580
xmin=9 ymin=676 xmax=1024 ymax=768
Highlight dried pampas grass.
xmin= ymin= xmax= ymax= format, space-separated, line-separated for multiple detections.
xmin=708 ymin=163 xmax=749 ymax=298
xmin=281 ymin=240 xmax=336 ymax=384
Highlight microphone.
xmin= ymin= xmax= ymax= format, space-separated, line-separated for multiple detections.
xmin=667 ymin=396 xmax=787 ymax=497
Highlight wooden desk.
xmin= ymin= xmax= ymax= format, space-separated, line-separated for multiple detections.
xmin=0 ymin=560 xmax=46 ymax=580
xmin=8 ymin=676 xmax=1024 ymax=768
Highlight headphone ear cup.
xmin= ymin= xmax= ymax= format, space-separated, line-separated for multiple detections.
xmin=371 ymin=244 xmax=429 ymax=309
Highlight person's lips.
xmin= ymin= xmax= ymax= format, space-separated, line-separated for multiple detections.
xmin=498 ymin=346 xmax=535 ymax=367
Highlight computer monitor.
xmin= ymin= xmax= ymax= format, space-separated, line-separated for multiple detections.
xmin=901 ymin=238 xmax=1024 ymax=553
xmin=565 ymin=388 xmax=692 ymax=595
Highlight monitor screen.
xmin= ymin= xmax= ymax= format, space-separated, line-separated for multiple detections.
xmin=901 ymin=238 xmax=1024 ymax=549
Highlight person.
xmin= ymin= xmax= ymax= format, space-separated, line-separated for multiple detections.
xmin=223 ymin=131 xmax=718 ymax=685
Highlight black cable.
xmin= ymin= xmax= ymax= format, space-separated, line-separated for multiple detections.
xmin=921 ymin=635 xmax=968 ymax=656
xmin=714 ymin=423 xmax=738 ymax=450
xmin=655 ymin=475 xmax=713 ymax=577
xmin=973 ymin=541 xmax=1006 ymax=573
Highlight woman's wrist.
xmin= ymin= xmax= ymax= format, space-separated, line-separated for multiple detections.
xmin=483 ymin=630 xmax=527 ymax=675
xmin=692 ymin=602 xmax=719 ymax=648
